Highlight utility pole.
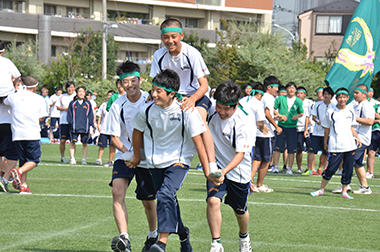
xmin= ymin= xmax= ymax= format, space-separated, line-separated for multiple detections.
xmin=102 ymin=0 xmax=107 ymax=80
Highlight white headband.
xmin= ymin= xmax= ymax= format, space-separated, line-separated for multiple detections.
xmin=0 ymin=49 xmax=5 ymax=53
xmin=25 ymin=82 xmax=39 ymax=88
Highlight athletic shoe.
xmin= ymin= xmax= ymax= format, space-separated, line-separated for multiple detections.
xmin=285 ymin=168 xmax=293 ymax=175
xmin=336 ymin=169 xmax=342 ymax=175
xmin=310 ymin=189 xmax=324 ymax=197
xmin=96 ymin=159 xmax=102 ymax=165
xmin=19 ymin=186 xmax=32 ymax=194
xmin=81 ymin=158 xmax=87 ymax=165
xmin=267 ymin=165 xmax=273 ymax=172
xmin=196 ymin=163 xmax=203 ymax=170
xmin=104 ymin=161 xmax=114 ymax=167
xmin=69 ymin=158 xmax=76 ymax=165
xmin=10 ymin=168 xmax=22 ymax=187
xmin=353 ymin=185 xmax=372 ymax=194
xmin=61 ymin=156 xmax=67 ymax=164
xmin=251 ymin=185 xmax=259 ymax=193
xmin=141 ymin=236 xmax=158 ymax=252
xmin=302 ymin=169 xmax=311 ymax=176
xmin=210 ymin=242 xmax=224 ymax=252
xmin=150 ymin=243 xmax=166 ymax=252
xmin=366 ymin=172 xmax=374 ymax=179
xmin=239 ymin=234 xmax=252 ymax=252
xmin=111 ymin=234 xmax=131 ymax=252
xmin=256 ymin=184 xmax=274 ymax=193
xmin=312 ymin=170 xmax=319 ymax=175
xmin=0 ymin=179 xmax=8 ymax=192
xmin=317 ymin=168 xmax=323 ymax=175
xmin=332 ymin=185 xmax=352 ymax=194
xmin=272 ymin=167 xmax=280 ymax=174
xmin=282 ymin=165 xmax=287 ymax=173
xmin=209 ymin=166 xmax=222 ymax=178
xmin=296 ymin=168 xmax=303 ymax=174
xmin=180 ymin=227 xmax=193 ymax=252
xmin=341 ymin=192 xmax=354 ymax=199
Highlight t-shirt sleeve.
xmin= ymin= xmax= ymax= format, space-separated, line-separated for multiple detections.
xmin=186 ymin=109 xmax=206 ymax=137
xmin=298 ymin=99 xmax=304 ymax=114
xmin=150 ymin=50 xmax=161 ymax=78
xmin=255 ymin=101 xmax=266 ymax=122
xmin=9 ymin=60 xmax=21 ymax=79
xmin=132 ymin=107 xmax=147 ymax=132
xmin=40 ymin=97 xmax=49 ymax=118
xmin=364 ymin=102 xmax=375 ymax=119
xmin=321 ymin=110 xmax=331 ymax=128
xmin=192 ymin=50 xmax=210 ymax=79
xmin=235 ymin=119 xmax=252 ymax=153
xmin=106 ymin=101 xmax=122 ymax=136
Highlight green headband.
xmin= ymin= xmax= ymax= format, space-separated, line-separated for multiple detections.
xmin=335 ymin=90 xmax=349 ymax=96
xmin=161 ymin=27 xmax=183 ymax=34
xmin=254 ymin=89 xmax=265 ymax=95
xmin=315 ymin=88 xmax=323 ymax=93
xmin=354 ymin=87 xmax=368 ymax=94
xmin=297 ymin=88 xmax=307 ymax=94
xmin=216 ymin=100 xmax=248 ymax=116
xmin=269 ymin=84 xmax=279 ymax=87
xmin=153 ymin=82 xmax=183 ymax=101
xmin=369 ymin=88 xmax=374 ymax=92
xmin=119 ymin=72 xmax=140 ymax=80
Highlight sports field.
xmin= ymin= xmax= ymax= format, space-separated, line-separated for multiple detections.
xmin=1 ymin=143 xmax=380 ymax=252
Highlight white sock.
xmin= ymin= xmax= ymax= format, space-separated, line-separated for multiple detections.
xmin=148 ymin=229 xmax=158 ymax=238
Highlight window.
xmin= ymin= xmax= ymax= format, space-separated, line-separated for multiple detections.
xmin=44 ymin=4 xmax=57 ymax=16
xmin=316 ymin=15 xmax=342 ymax=34
xmin=166 ymin=16 xmax=199 ymax=28
xmin=108 ymin=10 xmax=150 ymax=24
xmin=196 ymin=0 xmax=222 ymax=6
xmin=51 ymin=45 xmax=56 ymax=57
xmin=125 ymin=51 xmax=138 ymax=62
xmin=0 ymin=0 xmax=12 ymax=10
xmin=16 ymin=1 xmax=26 ymax=13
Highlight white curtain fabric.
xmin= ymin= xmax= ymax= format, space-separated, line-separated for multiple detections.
xmin=329 ymin=16 xmax=342 ymax=33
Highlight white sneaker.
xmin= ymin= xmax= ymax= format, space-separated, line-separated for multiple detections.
xmin=353 ymin=185 xmax=372 ymax=194
xmin=366 ymin=172 xmax=374 ymax=179
xmin=81 ymin=158 xmax=87 ymax=165
xmin=210 ymin=242 xmax=224 ymax=252
xmin=296 ymin=168 xmax=303 ymax=174
xmin=69 ymin=158 xmax=76 ymax=165
xmin=104 ymin=161 xmax=114 ymax=167
xmin=286 ymin=168 xmax=293 ymax=175
xmin=96 ymin=159 xmax=102 ymax=165
xmin=310 ymin=189 xmax=324 ymax=197
xmin=61 ymin=157 xmax=67 ymax=164
xmin=239 ymin=235 xmax=252 ymax=252
xmin=332 ymin=184 xmax=352 ymax=194
xmin=272 ymin=167 xmax=280 ymax=173
xmin=336 ymin=169 xmax=343 ymax=175
xmin=257 ymin=184 xmax=274 ymax=193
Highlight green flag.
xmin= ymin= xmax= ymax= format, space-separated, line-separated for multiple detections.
xmin=325 ymin=0 xmax=380 ymax=93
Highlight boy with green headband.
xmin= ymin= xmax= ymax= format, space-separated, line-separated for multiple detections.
xmin=129 ymin=69 xmax=209 ymax=252
xmin=150 ymin=18 xmax=219 ymax=177
xmin=106 ymin=61 xmax=156 ymax=252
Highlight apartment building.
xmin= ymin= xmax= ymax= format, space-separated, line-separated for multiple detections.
xmin=0 ymin=0 xmax=273 ymax=63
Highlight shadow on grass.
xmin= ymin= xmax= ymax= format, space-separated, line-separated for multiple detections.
xmin=23 ymin=249 xmax=107 ymax=252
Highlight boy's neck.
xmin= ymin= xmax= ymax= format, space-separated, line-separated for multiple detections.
xmin=158 ymin=98 xmax=174 ymax=109
xmin=169 ymin=43 xmax=182 ymax=57
xmin=337 ymin=104 xmax=346 ymax=110
xmin=287 ymin=94 xmax=295 ymax=98
xmin=127 ymin=90 xmax=142 ymax=103
xmin=324 ymin=100 xmax=330 ymax=105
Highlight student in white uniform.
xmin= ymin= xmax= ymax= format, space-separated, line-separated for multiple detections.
xmin=3 ymin=76 xmax=47 ymax=194
xmin=310 ymin=88 xmax=360 ymax=200
xmin=367 ymin=87 xmax=380 ymax=107
xmin=57 ymin=81 xmax=76 ymax=163
xmin=40 ymin=85 xmax=52 ymax=137
xmin=150 ymin=18 xmax=218 ymax=178
xmin=129 ymin=69 xmax=209 ymax=252
xmin=207 ymin=81 xmax=252 ymax=252
xmin=49 ymin=86 xmax=63 ymax=140
xmin=105 ymin=62 xmax=156 ymax=252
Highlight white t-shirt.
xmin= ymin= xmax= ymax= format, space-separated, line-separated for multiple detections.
xmin=0 ymin=56 xmax=20 ymax=97
xmin=106 ymin=92 xmax=150 ymax=166
xmin=97 ymin=101 xmax=109 ymax=134
xmin=321 ymin=105 xmax=357 ymax=153
xmin=351 ymin=99 xmax=375 ymax=146
xmin=240 ymin=96 xmax=266 ymax=140
xmin=0 ymin=103 xmax=11 ymax=124
xmin=208 ymin=108 xmax=252 ymax=184
xmin=42 ymin=96 xmax=52 ymax=116
xmin=297 ymin=98 xmax=313 ymax=132
xmin=261 ymin=92 xmax=276 ymax=137
xmin=311 ymin=101 xmax=330 ymax=136
xmin=369 ymin=98 xmax=380 ymax=107
xmin=150 ymin=42 xmax=210 ymax=96
xmin=59 ymin=93 xmax=76 ymax=124
xmin=49 ymin=93 xmax=61 ymax=118
xmin=133 ymin=100 xmax=206 ymax=168
xmin=4 ymin=89 xmax=48 ymax=141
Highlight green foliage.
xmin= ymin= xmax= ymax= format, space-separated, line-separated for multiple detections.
xmin=3 ymin=40 xmax=47 ymax=81
xmin=183 ymin=32 xmax=210 ymax=55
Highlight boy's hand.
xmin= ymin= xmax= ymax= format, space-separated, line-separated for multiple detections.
xmin=125 ymin=155 xmax=140 ymax=168
xmin=207 ymin=175 xmax=222 ymax=186
xmin=304 ymin=130 xmax=309 ymax=138
xmin=281 ymin=115 xmax=288 ymax=121
xmin=292 ymin=115 xmax=299 ymax=120
xmin=180 ymin=96 xmax=196 ymax=111
xmin=275 ymin=126 xmax=283 ymax=135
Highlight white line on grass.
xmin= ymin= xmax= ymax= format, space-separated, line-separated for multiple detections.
xmin=0 ymin=217 xmax=113 ymax=251
xmin=14 ymin=193 xmax=380 ymax=213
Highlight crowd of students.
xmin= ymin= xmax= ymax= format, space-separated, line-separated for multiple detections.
xmin=0 ymin=17 xmax=379 ymax=252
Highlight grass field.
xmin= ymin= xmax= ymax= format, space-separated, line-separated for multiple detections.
xmin=1 ymin=143 xmax=380 ymax=252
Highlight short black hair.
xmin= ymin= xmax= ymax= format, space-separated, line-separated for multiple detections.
xmin=86 ymin=90 xmax=93 ymax=96
xmin=286 ymin=82 xmax=297 ymax=89
xmin=115 ymin=79 xmax=120 ymax=87
xmin=263 ymin=75 xmax=281 ymax=89
xmin=152 ymin=69 xmax=180 ymax=93
xmin=279 ymin=84 xmax=286 ymax=91
xmin=108 ymin=90 xmax=115 ymax=95
xmin=214 ymin=81 xmax=241 ymax=108
xmin=297 ymin=86 xmax=307 ymax=94
xmin=335 ymin=87 xmax=349 ymax=97
xmin=252 ymin=82 xmax=265 ymax=93
xmin=41 ymin=85 xmax=49 ymax=90
xmin=116 ymin=61 xmax=140 ymax=76
xmin=160 ymin=18 xmax=183 ymax=30
xmin=74 ymin=86 xmax=87 ymax=101
xmin=0 ymin=41 xmax=5 ymax=51
xmin=54 ymin=86 xmax=62 ymax=91
xmin=65 ymin=81 xmax=75 ymax=90
xmin=323 ymin=86 xmax=334 ymax=96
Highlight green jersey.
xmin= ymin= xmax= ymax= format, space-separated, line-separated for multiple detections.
xmin=274 ymin=95 xmax=304 ymax=128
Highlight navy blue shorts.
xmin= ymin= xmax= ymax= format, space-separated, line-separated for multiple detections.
xmin=135 ymin=167 xmax=156 ymax=200
xmin=297 ymin=132 xmax=312 ymax=153
xmin=353 ymin=145 xmax=367 ymax=168
xmin=322 ymin=151 xmax=354 ymax=185
xmin=109 ymin=159 xmax=135 ymax=187
xmin=97 ymin=134 xmax=111 ymax=148
xmin=309 ymin=135 xmax=328 ymax=155
xmin=252 ymin=137 xmax=272 ymax=162
xmin=369 ymin=131 xmax=380 ymax=152
xmin=0 ymin=124 xmax=18 ymax=160
xmin=59 ymin=124 xmax=70 ymax=140
xmin=70 ymin=132 xmax=90 ymax=144
xmin=274 ymin=127 xmax=297 ymax=154
xmin=50 ymin=117 xmax=60 ymax=129
xmin=207 ymin=178 xmax=250 ymax=215
xmin=15 ymin=140 xmax=41 ymax=167
xmin=195 ymin=95 xmax=212 ymax=112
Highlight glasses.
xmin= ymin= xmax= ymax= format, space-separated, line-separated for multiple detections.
xmin=121 ymin=78 xmax=139 ymax=85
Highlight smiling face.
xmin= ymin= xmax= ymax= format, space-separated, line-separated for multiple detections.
xmin=336 ymin=93 xmax=349 ymax=107
xmin=353 ymin=88 xmax=367 ymax=103
xmin=121 ymin=75 xmax=141 ymax=98
xmin=66 ymin=84 xmax=75 ymax=95
xmin=287 ymin=85 xmax=296 ymax=97
xmin=161 ymin=30 xmax=184 ymax=56
xmin=76 ymin=88 xmax=86 ymax=100
xmin=215 ymin=103 xmax=237 ymax=120
xmin=296 ymin=91 xmax=306 ymax=100
xmin=151 ymin=85 xmax=174 ymax=108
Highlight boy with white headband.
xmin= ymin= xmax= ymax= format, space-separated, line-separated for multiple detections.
xmin=150 ymin=18 xmax=219 ymax=177
xmin=2 ymin=76 xmax=47 ymax=194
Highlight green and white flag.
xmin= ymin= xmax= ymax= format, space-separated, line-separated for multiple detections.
xmin=325 ymin=0 xmax=380 ymax=92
